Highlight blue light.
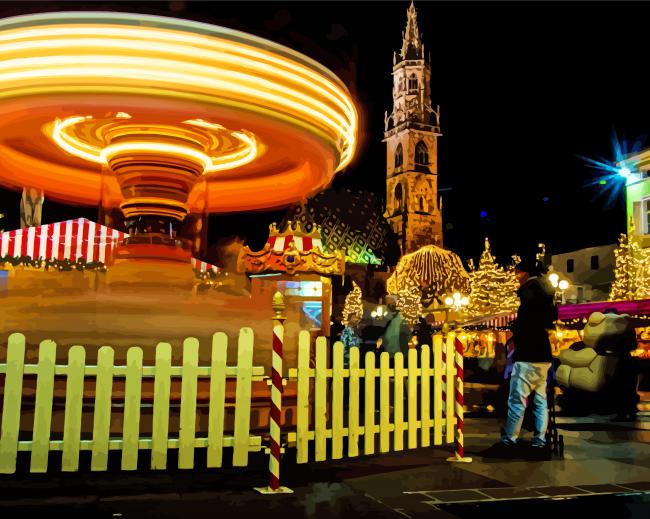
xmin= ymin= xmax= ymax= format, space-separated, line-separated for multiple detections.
xmin=479 ymin=211 xmax=487 ymax=218
xmin=618 ymin=166 xmax=631 ymax=178
xmin=543 ymin=197 xmax=549 ymax=203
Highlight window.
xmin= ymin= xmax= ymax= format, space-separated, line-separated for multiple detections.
xmin=644 ymin=198 xmax=650 ymax=234
xmin=394 ymin=143 xmax=403 ymax=169
xmin=408 ymin=74 xmax=418 ymax=92
xmin=415 ymin=141 xmax=429 ymax=165
xmin=577 ymin=287 xmax=584 ymax=303
xmin=566 ymin=259 xmax=574 ymax=273
xmin=394 ymin=183 xmax=403 ymax=211
xmin=419 ymin=197 xmax=424 ymax=212
xmin=590 ymin=255 xmax=599 ymax=270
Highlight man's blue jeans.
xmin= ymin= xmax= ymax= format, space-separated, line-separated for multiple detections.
xmin=502 ymin=361 xmax=552 ymax=447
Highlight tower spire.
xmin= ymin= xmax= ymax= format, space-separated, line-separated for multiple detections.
xmin=401 ymin=1 xmax=422 ymax=60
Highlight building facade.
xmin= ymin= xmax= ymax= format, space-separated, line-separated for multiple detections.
xmin=551 ymin=244 xmax=616 ymax=303
xmin=620 ymin=150 xmax=650 ymax=249
xmin=383 ymin=1 xmax=443 ymax=255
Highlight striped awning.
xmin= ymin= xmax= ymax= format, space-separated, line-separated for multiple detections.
xmin=266 ymin=234 xmax=323 ymax=253
xmin=191 ymin=258 xmax=220 ymax=274
xmin=0 ymin=218 xmax=220 ymax=273
xmin=0 ymin=218 xmax=127 ymax=264
xmin=431 ymin=311 xmax=518 ymax=329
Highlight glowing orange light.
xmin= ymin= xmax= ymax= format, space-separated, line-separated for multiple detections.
xmin=0 ymin=12 xmax=359 ymax=215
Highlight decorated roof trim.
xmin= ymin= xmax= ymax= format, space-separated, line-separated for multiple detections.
xmin=238 ymin=221 xmax=344 ymax=276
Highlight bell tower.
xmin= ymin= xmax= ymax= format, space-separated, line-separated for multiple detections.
xmin=384 ymin=1 xmax=443 ymax=255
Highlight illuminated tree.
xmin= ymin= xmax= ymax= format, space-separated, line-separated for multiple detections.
xmin=466 ymin=238 xmax=519 ymax=317
xmin=610 ymin=222 xmax=650 ymax=301
xmin=342 ymin=281 xmax=363 ymax=324
xmin=395 ymin=276 xmax=422 ymax=326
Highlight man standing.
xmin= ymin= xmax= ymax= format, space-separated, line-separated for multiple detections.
xmin=493 ymin=259 xmax=556 ymax=458
xmin=380 ymin=294 xmax=412 ymax=362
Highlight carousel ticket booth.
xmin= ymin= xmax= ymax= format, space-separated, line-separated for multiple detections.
xmin=238 ymin=221 xmax=344 ymax=340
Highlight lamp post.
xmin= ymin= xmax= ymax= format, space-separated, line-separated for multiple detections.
xmin=442 ymin=292 xmax=470 ymax=324
xmin=548 ymin=272 xmax=570 ymax=304
xmin=371 ymin=304 xmax=386 ymax=320
xmin=444 ymin=292 xmax=469 ymax=312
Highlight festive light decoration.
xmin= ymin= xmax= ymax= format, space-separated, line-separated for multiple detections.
xmin=0 ymin=254 xmax=106 ymax=272
xmin=387 ymin=244 xmax=470 ymax=298
xmin=394 ymin=276 xmax=422 ymax=326
xmin=466 ymin=238 xmax=519 ymax=317
xmin=610 ymin=222 xmax=650 ymax=301
xmin=342 ymin=281 xmax=363 ymax=325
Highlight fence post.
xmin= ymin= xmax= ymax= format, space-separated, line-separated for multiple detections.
xmin=255 ymin=291 xmax=293 ymax=494
xmin=447 ymin=334 xmax=472 ymax=463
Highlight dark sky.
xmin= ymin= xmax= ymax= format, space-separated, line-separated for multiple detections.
xmin=0 ymin=0 xmax=646 ymax=265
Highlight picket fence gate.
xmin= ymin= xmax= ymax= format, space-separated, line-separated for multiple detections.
xmin=286 ymin=331 xmax=461 ymax=463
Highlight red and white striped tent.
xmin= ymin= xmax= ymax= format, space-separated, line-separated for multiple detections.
xmin=462 ymin=311 xmax=518 ymax=329
xmin=431 ymin=311 xmax=518 ymax=329
xmin=266 ymin=233 xmax=323 ymax=253
xmin=0 ymin=218 xmax=127 ymax=264
xmin=191 ymin=258 xmax=220 ymax=274
xmin=0 ymin=218 xmax=219 ymax=273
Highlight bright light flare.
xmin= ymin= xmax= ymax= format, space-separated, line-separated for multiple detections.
xmin=618 ymin=166 xmax=631 ymax=178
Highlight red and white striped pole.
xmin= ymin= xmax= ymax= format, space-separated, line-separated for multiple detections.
xmin=256 ymin=291 xmax=293 ymax=494
xmin=448 ymin=333 xmax=472 ymax=463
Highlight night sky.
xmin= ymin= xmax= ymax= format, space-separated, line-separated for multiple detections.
xmin=0 ymin=0 xmax=647 ymax=267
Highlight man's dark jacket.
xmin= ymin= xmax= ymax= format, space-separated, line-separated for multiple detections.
xmin=511 ymin=277 xmax=556 ymax=363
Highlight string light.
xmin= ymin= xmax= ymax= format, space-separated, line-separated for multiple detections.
xmin=610 ymin=223 xmax=650 ymax=301
xmin=466 ymin=238 xmax=519 ymax=317
xmin=342 ymin=281 xmax=363 ymax=325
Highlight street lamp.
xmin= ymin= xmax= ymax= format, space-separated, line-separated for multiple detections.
xmin=444 ymin=292 xmax=469 ymax=312
xmin=548 ymin=271 xmax=570 ymax=304
xmin=371 ymin=305 xmax=386 ymax=320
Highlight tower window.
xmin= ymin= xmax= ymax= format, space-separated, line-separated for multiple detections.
xmin=567 ymin=259 xmax=574 ymax=273
xmin=408 ymin=74 xmax=418 ymax=92
xmin=395 ymin=183 xmax=403 ymax=212
xmin=394 ymin=143 xmax=403 ymax=169
xmin=415 ymin=141 xmax=429 ymax=165
xmin=419 ymin=197 xmax=424 ymax=212
xmin=590 ymin=255 xmax=599 ymax=270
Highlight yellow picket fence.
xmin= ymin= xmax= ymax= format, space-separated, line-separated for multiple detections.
xmin=0 ymin=330 xmax=265 ymax=474
xmin=0 ymin=325 xmax=464 ymax=482
xmin=287 ymin=331 xmax=459 ymax=463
